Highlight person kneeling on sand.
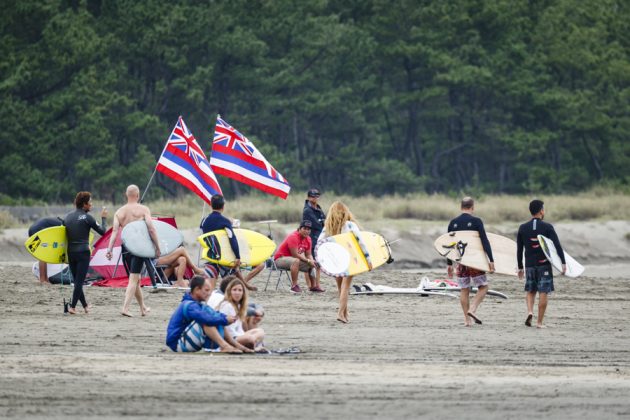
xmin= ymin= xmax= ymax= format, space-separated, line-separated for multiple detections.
xmin=218 ymin=278 xmax=264 ymax=352
xmin=166 ymin=276 xmax=241 ymax=353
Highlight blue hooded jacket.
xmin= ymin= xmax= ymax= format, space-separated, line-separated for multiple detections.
xmin=166 ymin=293 xmax=229 ymax=351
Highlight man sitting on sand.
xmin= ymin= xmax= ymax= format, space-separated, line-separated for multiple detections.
xmin=106 ymin=184 xmax=159 ymax=317
xmin=166 ymin=276 xmax=241 ymax=353
xmin=517 ymin=199 xmax=566 ymax=329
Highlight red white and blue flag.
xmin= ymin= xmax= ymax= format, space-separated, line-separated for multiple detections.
xmin=156 ymin=116 xmax=222 ymax=205
xmin=210 ymin=116 xmax=291 ymax=199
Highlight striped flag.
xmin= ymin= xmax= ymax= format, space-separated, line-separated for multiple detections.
xmin=210 ymin=116 xmax=291 ymax=199
xmin=156 ymin=116 xmax=222 ymax=205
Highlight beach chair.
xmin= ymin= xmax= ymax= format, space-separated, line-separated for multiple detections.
xmin=263 ymin=258 xmax=291 ymax=291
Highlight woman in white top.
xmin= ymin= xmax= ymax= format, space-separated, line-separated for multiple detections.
xmin=318 ymin=201 xmax=372 ymax=323
xmin=218 ymin=278 xmax=265 ymax=351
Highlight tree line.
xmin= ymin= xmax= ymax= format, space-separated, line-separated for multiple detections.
xmin=1 ymin=0 xmax=628 ymax=204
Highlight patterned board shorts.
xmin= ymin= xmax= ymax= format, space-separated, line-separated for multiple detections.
xmin=525 ymin=265 xmax=554 ymax=293
xmin=175 ymin=321 xmax=225 ymax=352
xmin=456 ymin=264 xmax=488 ymax=289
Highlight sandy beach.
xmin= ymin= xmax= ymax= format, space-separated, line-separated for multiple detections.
xmin=1 ymin=221 xmax=630 ymax=418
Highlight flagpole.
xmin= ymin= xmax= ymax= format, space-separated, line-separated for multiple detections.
xmin=196 ymin=202 xmax=207 ymax=265
xmin=140 ymin=116 xmax=182 ymax=203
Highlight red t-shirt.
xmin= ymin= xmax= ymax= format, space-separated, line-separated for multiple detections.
xmin=274 ymin=230 xmax=312 ymax=260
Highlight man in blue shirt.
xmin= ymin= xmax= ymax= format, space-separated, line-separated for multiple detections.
xmin=166 ymin=275 xmax=240 ymax=353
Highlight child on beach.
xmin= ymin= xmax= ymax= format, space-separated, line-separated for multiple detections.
xmin=218 ymin=278 xmax=265 ymax=351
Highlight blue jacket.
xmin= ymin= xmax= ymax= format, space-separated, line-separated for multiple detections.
xmin=166 ymin=293 xmax=229 ymax=351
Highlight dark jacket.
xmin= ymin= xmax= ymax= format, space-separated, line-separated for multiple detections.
xmin=302 ymin=200 xmax=326 ymax=247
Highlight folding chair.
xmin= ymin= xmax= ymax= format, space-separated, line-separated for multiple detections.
xmin=144 ymin=259 xmax=171 ymax=288
xmin=263 ymin=258 xmax=291 ymax=291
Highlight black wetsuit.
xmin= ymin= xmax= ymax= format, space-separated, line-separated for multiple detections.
xmin=302 ymin=200 xmax=326 ymax=255
xmin=200 ymin=211 xmax=240 ymax=277
xmin=517 ymin=217 xmax=565 ymax=269
xmin=64 ymin=209 xmax=107 ymax=309
xmin=28 ymin=217 xmax=63 ymax=236
xmin=446 ymin=213 xmax=494 ymax=267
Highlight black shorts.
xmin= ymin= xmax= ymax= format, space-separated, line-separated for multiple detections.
xmin=121 ymin=244 xmax=147 ymax=275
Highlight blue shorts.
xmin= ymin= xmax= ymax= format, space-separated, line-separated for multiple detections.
xmin=175 ymin=321 xmax=224 ymax=352
xmin=525 ymin=266 xmax=554 ymax=293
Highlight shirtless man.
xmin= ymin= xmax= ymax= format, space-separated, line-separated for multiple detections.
xmin=106 ymin=185 xmax=160 ymax=317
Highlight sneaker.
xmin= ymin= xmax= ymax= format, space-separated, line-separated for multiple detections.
xmin=290 ymin=284 xmax=302 ymax=293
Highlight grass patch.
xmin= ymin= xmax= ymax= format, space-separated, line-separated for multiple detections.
xmin=0 ymin=211 xmax=18 ymax=233
xmin=3 ymin=188 xmax=629 ymax=230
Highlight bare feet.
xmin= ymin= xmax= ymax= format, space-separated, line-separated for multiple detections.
xmin=244 ymin=282 xmax=258 ymax=292
xmin=67 ymin=307 xmax=77 ymax=315
xmin=121 ymin=311 xmax=133 ymax=317
xmin=220 ymin=346 xmax=243 ymax=354
xmin=467 ymin=312 xmax=482 ymax=325
xmin=525 ymin=314 xmax=533 ymax=327
xmin=537 ymin=324 xmax=547 ymax=329
xmin=141 ymin=307 xmax=151 ymax=316
xmin=337 ymin=314 xmax=348 ymax=323
xmin=83 ymin=305 xmax=92 ymax=314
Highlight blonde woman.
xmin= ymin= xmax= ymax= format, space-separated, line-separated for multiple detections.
xmin=218 ymin=278 xmax=264 ymax=351
xmin=318 ymin=202 xmax=372 ymax=323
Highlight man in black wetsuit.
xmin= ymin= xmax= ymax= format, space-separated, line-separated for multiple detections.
xmin=64 ymin=192 xmax=108 ymax=314
xmin=517 ymin=199 xmax=566 ymax=328
xmin=447 ymin=197 xmax=495 ymax=327
xmin=28 ymin=217 xmax=64 ymax=284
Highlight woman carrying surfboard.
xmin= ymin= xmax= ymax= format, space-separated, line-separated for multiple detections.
xmin=64 ymin=191 xmax=107 ymax=314
xmin=317 ymin=201 xmax=372 ymax=324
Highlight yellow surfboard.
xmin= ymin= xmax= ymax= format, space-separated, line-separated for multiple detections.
xmin=198 ymin=228 xmax=276 ymax=267
xmin=25 ymin=226 xmax=95 ymax=264
xmin=316 ymin=231 xmax=393 ymax=277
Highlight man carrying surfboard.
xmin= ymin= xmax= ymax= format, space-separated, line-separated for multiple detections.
xmin=106 ymin=185 xmax=159 ymax=317
xmin=200 ymin=194 xmax=262 ymax=291
xmin=517 ymin=199 xmax=566 ymax=328
xmin=447 ymin=197 xmax=495 ymax=327
xmin=28 ymin=217 xmax=64 ymax=284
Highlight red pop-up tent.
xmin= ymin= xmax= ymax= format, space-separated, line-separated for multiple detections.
xmin=89 ymin=216 xmax=188 ymax=287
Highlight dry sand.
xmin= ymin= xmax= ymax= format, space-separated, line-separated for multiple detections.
xmin=1 ymin=263 xmax=629 ymax=419
xmin=1 ymin=221 xmax=630 ymax=418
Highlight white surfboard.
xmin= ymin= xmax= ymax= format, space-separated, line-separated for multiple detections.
xmin=121 ymin=220 xmax=183 ymax=258
xmin=350 ymin=283 xmax=458 ymax=298
xmin=537 ymin=235 xmax=585 ymax=278
xmin=316 ymin=242 xmax=351 ymax=276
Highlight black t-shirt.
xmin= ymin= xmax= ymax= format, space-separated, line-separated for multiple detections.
xmin=63 ymin=209 xmax=107 ymax=253
xmin=28 ymin=217 xmax=63 ymax=237
xmin=446 ymin=213 xmax=494 ymax=266
xmin=517 ymin=217 xmax=565 ymax=269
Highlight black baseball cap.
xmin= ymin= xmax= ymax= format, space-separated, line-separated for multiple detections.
xmin=299 ymin=220 xmax=313 ymax=229
xmin=307 ymin=188 xmax=321 ymax=197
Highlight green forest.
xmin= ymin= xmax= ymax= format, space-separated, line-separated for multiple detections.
xmin=1 ymin=0 xmax=629 ymax=204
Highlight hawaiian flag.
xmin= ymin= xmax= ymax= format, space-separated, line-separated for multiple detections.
xmin=156 ymin=116 xmax=222 ymax=205
xmin=210 ymin=116 xmax=291 ymax=199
